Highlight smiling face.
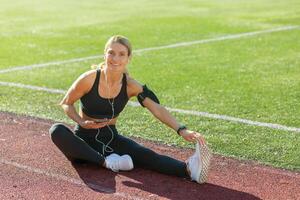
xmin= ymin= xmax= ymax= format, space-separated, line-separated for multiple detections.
xmin=104 ymin=42 xmax=131 ymax=73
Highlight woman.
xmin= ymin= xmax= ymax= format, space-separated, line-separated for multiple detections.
xmin=49 ymin=35 xmax=211 ymax=184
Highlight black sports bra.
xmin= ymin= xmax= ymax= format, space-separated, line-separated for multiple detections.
xmin=80 ymin=69 xmax=129 ymax=119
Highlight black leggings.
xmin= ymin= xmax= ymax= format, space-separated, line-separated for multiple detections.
xmin=49 ymin=123 xmax=189 ymax=178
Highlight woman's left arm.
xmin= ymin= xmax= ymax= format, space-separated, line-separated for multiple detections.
xmin=142 ymin=99 xmax=206 ymax=145
xmin=127 ymin=77 xmax=206 ymax=144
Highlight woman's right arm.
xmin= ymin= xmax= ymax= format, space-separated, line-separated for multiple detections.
xmin=59 ymin=71 xmax=92 ymax=126
xmin=60 ymin=70 xmax=109 ymax=129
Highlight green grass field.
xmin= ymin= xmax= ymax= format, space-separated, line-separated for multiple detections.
xmin=1 ymin=0 xmax=299 ymax=170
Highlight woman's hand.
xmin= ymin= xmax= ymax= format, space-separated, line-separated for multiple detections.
xmin=79 ymin=120 xmax=108 ymax=129
xmin=179 ymin=129 xmax=206 ymax=145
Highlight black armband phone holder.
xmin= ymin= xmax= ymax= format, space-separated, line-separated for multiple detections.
xmin=137 ymin=85 xmax=160 ymax=107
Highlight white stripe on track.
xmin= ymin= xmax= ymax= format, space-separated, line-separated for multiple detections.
xmin=0 ymin=81 xmax=66 ymax=94
xmin=0 ymin=55 xmax=102 ymax=74
xmin=0 ymin=25 xmax=299 ymax=74
xmin=166 ymin=107 xmax=300 ymax=133
xmin=134 ymin=25 xmax=299 ymax=53
xmin=1 ymin=81 xmax=299 ymax=133
xmin=0 ymin=158 xmax=147 ymax=200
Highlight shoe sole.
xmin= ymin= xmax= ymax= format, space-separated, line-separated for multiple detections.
xmin=196 ymin=142 xmax=212 ymax=184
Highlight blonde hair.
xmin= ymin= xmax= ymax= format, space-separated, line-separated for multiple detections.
xmin=91 ymin=35 xmax=132 ymax=74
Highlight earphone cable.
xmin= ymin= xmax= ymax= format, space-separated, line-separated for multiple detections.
xmin=95 ymin=67 xmax=117 ymax=156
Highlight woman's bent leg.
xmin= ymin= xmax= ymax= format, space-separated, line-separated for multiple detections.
xmin=49 ymin=123 xmax=105 ymax=165
xmin=112 ymin=134 xmax=189 ymax=178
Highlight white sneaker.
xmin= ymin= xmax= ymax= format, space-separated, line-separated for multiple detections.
xmin=187 ymin=142 xmax=211 ymax=184
xmin=105 ymin=153 xmax=134 ymax=172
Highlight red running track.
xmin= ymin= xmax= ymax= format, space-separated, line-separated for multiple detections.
xmin=0 ymin=112 xmax=299 ymax=200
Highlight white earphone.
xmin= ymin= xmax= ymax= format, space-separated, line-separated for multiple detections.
xmin=95 ymin=66 xmax=116 ymax=156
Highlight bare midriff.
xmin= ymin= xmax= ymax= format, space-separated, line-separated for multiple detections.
xmin=79 ymin=109 xmax=118 ymax=125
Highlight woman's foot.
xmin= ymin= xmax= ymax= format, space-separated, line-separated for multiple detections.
xmin=104 ymin=153 xmax=134 ymax=172
xmin=186 ymin=141 xmax=211 ymax=184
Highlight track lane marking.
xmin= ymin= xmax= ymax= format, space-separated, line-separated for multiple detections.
xmin=0 ymin=25 xmax=298 ymax=74
xmin=1 ymin=81 xmax=299 ymax=133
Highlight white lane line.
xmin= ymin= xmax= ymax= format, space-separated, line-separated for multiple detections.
xmin=0 ymin=25 xmax=299 ymax=74
xmin=134 ymin=25 xmax=299 ymax=53
xmin=0 ymin=55 xmax=101 ymax=74
xmin=167 ymin=108 xmax=300 ymax=133
xmin=0 ymin=81 xmax=66 ymax=94
xmin=1 ymin=80 xmax=300 ymax=133
xmin=0 ymin=158 xmax=147 ymax=200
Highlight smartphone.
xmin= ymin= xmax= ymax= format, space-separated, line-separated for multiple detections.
xmin=94 ymin=118 xmax=109 ymax=123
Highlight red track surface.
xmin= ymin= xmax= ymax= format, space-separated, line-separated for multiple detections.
xmin=0 ymin=112 xmax=299 ymax=200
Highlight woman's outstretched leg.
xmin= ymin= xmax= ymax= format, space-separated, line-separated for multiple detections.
xmin=112 ymin=134 xmax=212 ymax=183
xmin=49 ymin=123 xmax=105 ymax=165
xmin=112 ymin=134 xmax=189 ymax=178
